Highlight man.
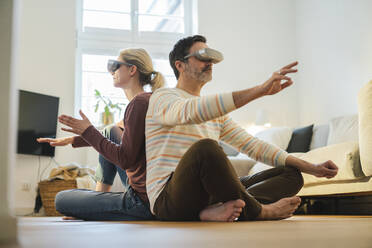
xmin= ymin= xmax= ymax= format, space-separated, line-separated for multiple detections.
xmin=145 ymin=35 xmax=338 ymax=222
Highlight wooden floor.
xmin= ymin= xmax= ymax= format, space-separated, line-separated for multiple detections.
xmin=4 ymin=216 xmax=372 ymax=248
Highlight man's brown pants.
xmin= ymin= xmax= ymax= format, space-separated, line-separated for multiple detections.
xmin=153 ymin=139 xmax=304 ymax=221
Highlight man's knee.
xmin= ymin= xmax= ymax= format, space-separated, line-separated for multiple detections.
xmin=191 ymin=138 xmax=221 ymax=154
xmin=284 ymin=165 xmax=304 ymax=191
xmin=186 ymin=138 xmax=232 ymax=174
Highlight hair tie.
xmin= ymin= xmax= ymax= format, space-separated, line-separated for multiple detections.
xmin=150 ymin=71 xmax=157 ymax=81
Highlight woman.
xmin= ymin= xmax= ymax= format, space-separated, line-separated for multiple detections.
xmin=38 ymin=48 xmax=164 ymax=220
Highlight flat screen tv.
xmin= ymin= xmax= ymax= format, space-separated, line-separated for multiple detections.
xmin=17 ymin=90 xmax=59 ymax=157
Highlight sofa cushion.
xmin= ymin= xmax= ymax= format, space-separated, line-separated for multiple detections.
xmin=327 ymin=115 xmax=358 ymax=146
xmin=254 ymin=127 xmax=293 ymax=150
xmin=249 ymin=142 xmax=362 ymax=186
xmin=310 ymin=124 xmax=329 ymax=150
xmin=286 ymin=124 xmax=314 ymax=153
xmin=358 ymin=80 xmax=372 ymax=176
xmin=298 ymin=142 xmax=363 ymax=185
xmin=229 ymin=157 xmax=257 ymax=177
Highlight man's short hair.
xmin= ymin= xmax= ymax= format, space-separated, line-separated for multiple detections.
xmin=169 ymin=35 xmax=207 ymax=79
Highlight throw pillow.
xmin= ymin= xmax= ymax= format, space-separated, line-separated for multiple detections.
xmin=286 ymin=124 xmax=314 ymax=153
xmin=327 ymin=115 xmax=358 ymax=146
xmin=358 ymin=80 xmax=372 ymax=176
xmin=310 ymin=124 xmax=329 ymax=150
xmin=255 ymin=127 xmax=293 ymax=150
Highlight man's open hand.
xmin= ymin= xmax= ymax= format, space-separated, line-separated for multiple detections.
xmin=260 ymin=61 xmax=298 ymax=96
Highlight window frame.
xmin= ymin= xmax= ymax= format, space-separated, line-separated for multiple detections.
xmin=74 ymin=0 xmax=197 ymax=118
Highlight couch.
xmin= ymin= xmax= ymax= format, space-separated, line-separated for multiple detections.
xmin=227 ymin=81 xmax=372 ymax=198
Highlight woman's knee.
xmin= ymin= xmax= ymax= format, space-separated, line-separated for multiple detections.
xmin=55 ymin=189 xmax=74 ymax=213
xmin=109 ymin=125 xmax=122 ymax=143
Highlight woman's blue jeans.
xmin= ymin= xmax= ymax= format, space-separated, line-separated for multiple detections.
xmin=55 ymin=125 xmax=153 ymax=220
xmin=55 ymin=187 xmax=154 ymax=221
xmin=95 ymin=124 xmax=128 ymax=188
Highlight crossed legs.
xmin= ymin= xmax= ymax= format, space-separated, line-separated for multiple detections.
xmin=153 ymin=139 xmax=303 ymax=221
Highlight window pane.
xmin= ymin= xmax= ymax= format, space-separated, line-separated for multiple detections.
xmin=83 ymin=0 xmax=130 ymax=13
xmin=81 ymin=54 xmax=128 ymax=126
xmin=153 ymin=59 xmax=174 ymax=76
xmin=83 ymin=54 xmax=117 ymax=72
xmin=139 ymin=0 xmax=184 ymax=16
xmin=139 ymin=16 xmax=184 ymax=33
xmin=83 ymin=11 xmax=131 ymax=30
xmin=165 ymin=76 xmax=177 ymax=88
xmin=153 ymin=58 xmax=176 ymax=87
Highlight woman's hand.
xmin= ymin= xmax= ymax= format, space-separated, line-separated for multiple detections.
xmin=37 ymin=136 xmax=74 ymax=147
xmin=58 ymin=110 xmax=92 ymax=135
xmin=310 ymin=160 xmax=339 ymax=179
xmin=260 ymin=61 xmax=298 ymax=96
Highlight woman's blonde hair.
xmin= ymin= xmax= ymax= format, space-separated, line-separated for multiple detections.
xmin=119 ymin=48 xmax=165 ymax=91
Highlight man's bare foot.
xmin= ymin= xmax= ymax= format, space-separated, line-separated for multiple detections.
xmin=257 ymin=196 xmax=301 ymax=220
xmin=199 ymin=199 xmax=245 ymax=222
xmin=62 ymin=216 xmax=78 ymax=220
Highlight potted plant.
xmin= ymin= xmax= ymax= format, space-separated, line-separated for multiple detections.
xmin=94 ymin=89 xmax=126 ymax=126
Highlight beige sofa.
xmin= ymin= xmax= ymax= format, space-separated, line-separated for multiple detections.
xmin=229 ymin=81 xmax=372 ymax=198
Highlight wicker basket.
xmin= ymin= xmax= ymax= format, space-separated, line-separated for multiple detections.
xmin=38 ymin=179 xmax=77 ymax=216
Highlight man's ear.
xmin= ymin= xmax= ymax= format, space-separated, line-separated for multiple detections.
xmin=129 ymin=65 xmax=137 ymax=77
xmin=175 ymin=60 xmax=184 ymax=74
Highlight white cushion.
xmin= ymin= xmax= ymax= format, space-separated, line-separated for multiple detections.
xmin=249 ymin=142 xmax=362 ymax=186
xmin=327 ymin=115 xmax=358 ymax=145
xmin=255 ymin=127 xmax=293 ymax=150
xmin=310 ymin=124 xmax=329 ymax=150
xmin=229 ymin=157 xmax=257 ymax=177
xmin=358 ymin=80 xmax=372 ymax=176
xmin=299 ymin=142 xmax=362 ymax=185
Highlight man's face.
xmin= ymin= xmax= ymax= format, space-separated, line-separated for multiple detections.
xmin=183 ymin=42 xmax=213 ymax=83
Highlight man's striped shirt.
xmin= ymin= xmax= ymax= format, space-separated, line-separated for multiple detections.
xmin=145 ymin=88 xmax=289 ymax=213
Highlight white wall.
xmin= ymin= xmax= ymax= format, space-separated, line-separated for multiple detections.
xmin=14 ymin=0 xmax=94 ymax=214
xmin=198 ymin=0 xmax=299 ymax=127
xmin=13 ymin=0 xmax=372 ymax=213
xmin=296 ymin=0 xmax=372 ymax=125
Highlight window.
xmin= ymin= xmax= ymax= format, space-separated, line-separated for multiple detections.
xmin=76 ymin=0 xmax=197 ymax=125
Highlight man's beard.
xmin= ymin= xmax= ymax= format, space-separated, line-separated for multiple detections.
xmin=185 ymin=63 xmax=212 ymax=83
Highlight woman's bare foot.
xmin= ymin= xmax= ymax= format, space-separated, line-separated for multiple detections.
xmin=257 ymin=196 xmax=301 ymax=220
xmin=199 ymin=199 xmax=246 ymax=222
xmin=62 ymin=216 xmax=78 ymax=220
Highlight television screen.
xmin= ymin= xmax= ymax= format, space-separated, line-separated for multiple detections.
xmin=17 ymin=90 xmax=59 ymax=157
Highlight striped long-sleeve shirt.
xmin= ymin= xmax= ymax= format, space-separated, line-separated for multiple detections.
xmin=145 ymin=88 xmax=289 ymax=213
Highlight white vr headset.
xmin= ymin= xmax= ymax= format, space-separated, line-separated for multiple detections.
xmin=184 ymin=48 xmax=224 ymax=64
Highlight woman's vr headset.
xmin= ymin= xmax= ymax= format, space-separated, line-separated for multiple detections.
xmin=184 ymin=48 xmax=224 ymax=64
xmin=107 ymin=59 xmax=133 ymax=73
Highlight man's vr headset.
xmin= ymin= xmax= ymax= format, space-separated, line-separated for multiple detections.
xmin=184 ymin=48 xmax=224 ymax=64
